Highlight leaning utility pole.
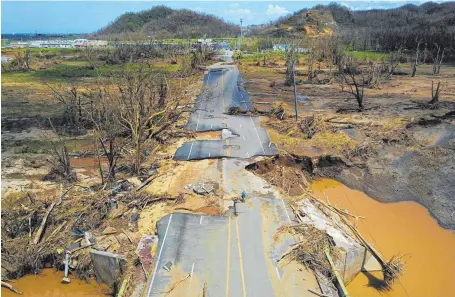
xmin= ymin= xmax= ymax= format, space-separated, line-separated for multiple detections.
xmin=292 ymin=55 xmax=299 ymax=122
xmin=239 ymin=18 xmax=243 ymax=52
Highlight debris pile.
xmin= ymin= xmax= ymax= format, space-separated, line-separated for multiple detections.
xmin=281 ymin=192 xmax=406 ymax=294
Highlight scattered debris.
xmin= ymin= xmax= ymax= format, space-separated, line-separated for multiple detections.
xmin=102 ymin=227 xmax=117 ymax=235
xmin=185 ymin=181 xmax=216 ymax=196
xmin=1 ymin=281 xmax=23 ymax=295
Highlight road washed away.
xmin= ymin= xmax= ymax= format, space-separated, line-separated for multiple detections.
xmin=174 ymin=63 xmax=277 ymax=160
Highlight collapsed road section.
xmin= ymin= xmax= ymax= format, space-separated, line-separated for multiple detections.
xmin=174 ymin=64 xmax=277 ymax=160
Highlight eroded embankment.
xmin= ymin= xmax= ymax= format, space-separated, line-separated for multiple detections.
xmin=247 ymin=156 xmax=455 ymax=297
xmin=312 ymin=179 xmax=455 ymax=297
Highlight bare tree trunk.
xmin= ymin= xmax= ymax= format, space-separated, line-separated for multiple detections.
xmin=429 ymin=81 xmax=441 ymax=104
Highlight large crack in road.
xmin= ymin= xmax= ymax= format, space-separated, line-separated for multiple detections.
xmin=145 ymin=55 xmax=319 ymax=297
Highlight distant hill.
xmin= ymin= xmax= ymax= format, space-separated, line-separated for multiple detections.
xmin=250 ymin=2 xmax=455 ymax=51
xmin=329 ymin=2 xmax=455 ymax=51
xmin=249 ymin=5 xmax=337 ymax=38
xmin=96 ymin=6 xmax=239 ymax=40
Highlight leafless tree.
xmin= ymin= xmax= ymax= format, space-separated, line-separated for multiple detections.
xmin=382 ymin=48 xmax=403 ymax=79
xmin=44 ymin=119 xmax=76 ymax=182
xmin=109 ymin=63 xmax=195 ymax=174
xmin=338 ymin=61 xmax=375 ymax=110
xmin=429 ymin=81 xmax=442 ymax=104
xmin=411 ymin=39 xmax=422 ymax=77
xmin=431 ymin=44 xmax=447 ymax=75
xmin=47 ymin=84 xmax=90 ymax=133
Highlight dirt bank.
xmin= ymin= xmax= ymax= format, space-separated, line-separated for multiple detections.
xmin=312 ymin=179 xmax=455 ymax=297
xmin=239 ymin=53 xmax=455 ymax=231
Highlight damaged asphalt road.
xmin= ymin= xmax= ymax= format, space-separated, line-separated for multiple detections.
xmin=145 ymin=57 xmax=320 ymax=296
xmin=174 ymin=63 xmax=277 ymax=160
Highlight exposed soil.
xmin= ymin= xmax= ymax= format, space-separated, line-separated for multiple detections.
xmin=239 ymin=59 xmax=455 ymax=230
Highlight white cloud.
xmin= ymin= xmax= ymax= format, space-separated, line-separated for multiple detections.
xmin=226 ymin=8 xmax=252 ymax=16
xmin=266 ymin=4 xmax=289 ymax=16
xmin=230 ymin=3 xmax=240 ymax=8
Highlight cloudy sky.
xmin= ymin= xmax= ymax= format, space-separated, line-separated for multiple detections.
xmin=0 ymin=1 xmax=441 ymax=34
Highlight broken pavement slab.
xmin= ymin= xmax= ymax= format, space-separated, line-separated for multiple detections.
xmin=90 ymin=250 xmax=126 ymax=287
xmin=185 ymin=181 xmax=217 ymax=195
xmin=102 ymin=226 xmax=117 ymax=235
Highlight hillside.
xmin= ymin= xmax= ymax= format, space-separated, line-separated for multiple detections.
xmin=330 ymin=2 xmax=455 ymax=51
xmin=250 ymin=6 xmax=336 ymax=38
xmin=251 ymin=2 xmax=455 ymax=51
xmin=97 ymin=5 xmax=239 ymax=40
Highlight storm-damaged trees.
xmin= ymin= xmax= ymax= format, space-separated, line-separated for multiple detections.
xmin=430 ymin=43 xmax=447 ymax=76
xmin=338 ymin=59 xmax=374 ymax=110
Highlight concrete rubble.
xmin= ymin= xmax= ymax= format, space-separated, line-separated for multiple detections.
xmin=299 ymin=199 xmax=382 ymax=285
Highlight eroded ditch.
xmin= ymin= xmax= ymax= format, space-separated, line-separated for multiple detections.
xmin=246 ymin=154 xmax=455 ymax=297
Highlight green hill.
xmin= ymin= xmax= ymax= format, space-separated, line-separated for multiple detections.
xmin=96 ymin=6 xmax=239 ymax=40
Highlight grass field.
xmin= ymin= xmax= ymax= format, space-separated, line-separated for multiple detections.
xmin=346 ymin=51 xmax=389 ymax=60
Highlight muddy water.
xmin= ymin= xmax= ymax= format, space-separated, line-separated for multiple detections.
xmin=311 ymin=179 xmax=455 ymax=297
xmin=1 ymin=269 xmax=109 ymax=297
xmin=71 ymin=157 xmax=107 ymax=175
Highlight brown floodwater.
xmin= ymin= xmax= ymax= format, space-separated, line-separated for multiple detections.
xmin=311 ymin=179 xmax=455 ymax=297
xmin=1 ymin=269 xmax=109 ymax=297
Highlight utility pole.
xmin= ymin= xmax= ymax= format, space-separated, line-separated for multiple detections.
xmin=239 ymin=18 xmax=243 ymax=52
xmin=292 ymin=55 xmax=299 ymax=122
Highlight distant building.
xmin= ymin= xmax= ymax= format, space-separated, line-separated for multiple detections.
xmin=273 ymin=44 xmax=309 ymax=53
xmin=41 ymin=40 xmax=74 ymax=48
xmin=8 ymin=42 xmax=29 ymax=48
xmin=74 ymin=39 xmax=108 ymax=48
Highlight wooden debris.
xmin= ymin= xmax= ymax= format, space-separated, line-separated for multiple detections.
xmin=69 ymin=243 xmax=94 ymax=254
xmin=308 ymin=288 xmax=329 ymax=297
xmin=163 ymin=273 xmax=190 ymax=296
xmin=1 ymin=281 xmax=23 ymax=295
xmin=32 ymin=202 xmax=56 ymax=245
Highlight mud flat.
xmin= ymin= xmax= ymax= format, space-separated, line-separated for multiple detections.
xmin=1 ymin=269 xmax=109 ymax=297
xmin=311 ymin=179 xmax=455 ymax=297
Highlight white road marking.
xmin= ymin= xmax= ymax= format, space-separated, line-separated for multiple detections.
xmin=187 ymin=142 xmax=194 ymax=160
xmin=240 ymin=124 xmax=242 ymax=128
xmin=146 ymin=214 xmax=173 ymax=297
xmin=209 ymin=152 xmax=211 ymax=158
xmin=242 ymin=135 xmax=245 ymax=140
xmin=275 ymin=267 xmax=281 ymax=280
xmin=200 ymin=216 xmax=203 ymax=224
xmin=196 ymin=111 xmax=201 ymax=131
xmin=249 ymin=116 xmax=266 ymax=154
xmin=211 ymin=124 xmax=213 ymax=129
xmin=189 ymin=262 xmax=195 ymax=288
xmin=246 ymin=152 xmax=250 ymax=158
xmin=281 ymin=199 xmax=292 ymax=224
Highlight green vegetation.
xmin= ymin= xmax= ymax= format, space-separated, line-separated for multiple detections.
xmin=96 ymin=5 xmax=239 ymax=40
xmin=345 ymin=51 xmax=389 ymax=61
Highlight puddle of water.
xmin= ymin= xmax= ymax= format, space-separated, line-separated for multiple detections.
xmin=311 ymin=179 xmax=455 ymax=297
xmin=71 ymin=157 xmax=106 ymax=175
xmin=1 ymin=269 xmax=109 ymax=297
